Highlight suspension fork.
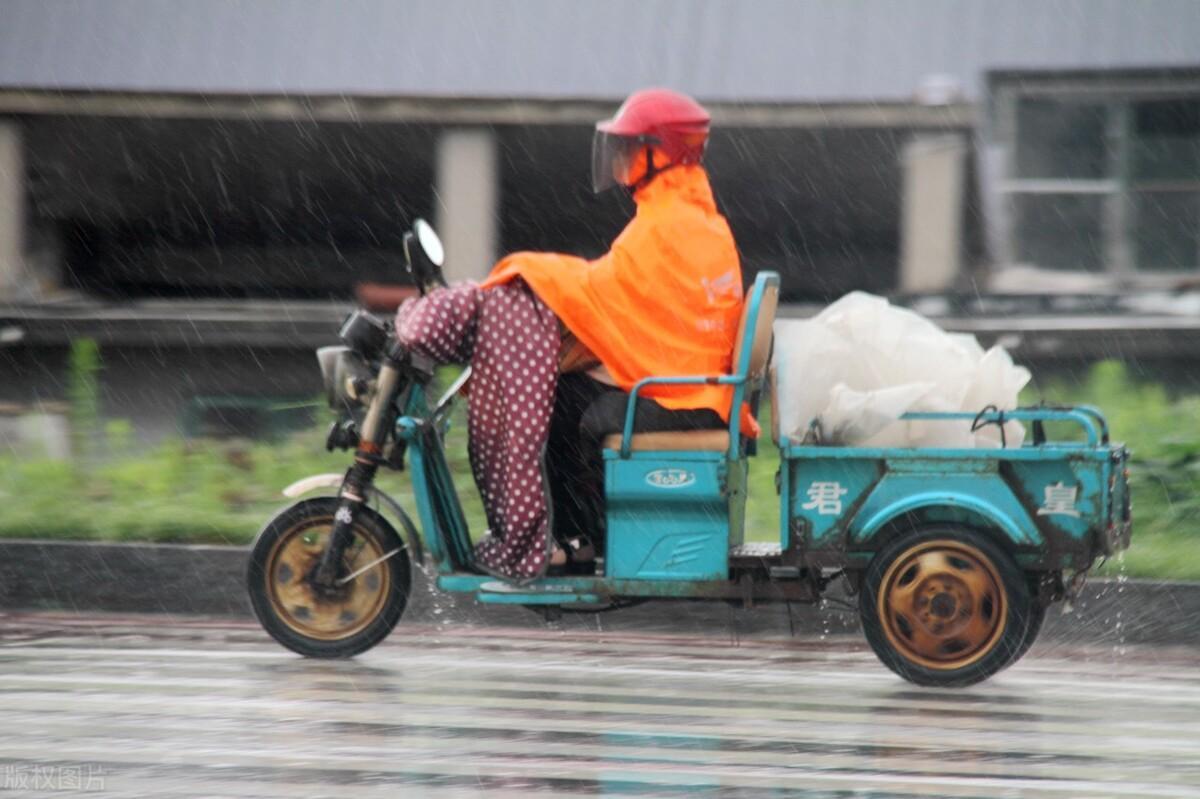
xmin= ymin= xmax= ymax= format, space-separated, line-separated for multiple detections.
xmin=314 ymin=348 xmax=405 ymax=587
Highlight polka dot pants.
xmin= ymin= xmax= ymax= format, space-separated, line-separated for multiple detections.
xmin=396 ymin=279 xmax=560 ymax=580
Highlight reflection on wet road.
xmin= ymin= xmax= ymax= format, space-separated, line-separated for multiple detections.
xmin=1 ymin=611 xmax=1199 ymax=797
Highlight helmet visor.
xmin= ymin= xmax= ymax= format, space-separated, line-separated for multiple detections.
xmin=591 ymin=130 xmax=644 ymax=194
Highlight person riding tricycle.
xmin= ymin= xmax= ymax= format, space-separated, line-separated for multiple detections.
xmin=247 ymin=90 xmax=1133 ymax=687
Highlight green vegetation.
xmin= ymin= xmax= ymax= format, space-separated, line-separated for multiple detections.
xmin=66 ymin=338 xmax=102 ymax=466
xmin=0 ymin=405 xmax=487 ymax=547
xmin=0 ymin=358 xmax=1195 ymax=580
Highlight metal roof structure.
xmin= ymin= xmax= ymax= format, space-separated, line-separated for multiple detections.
xmin=2 ymin=0 xmax=1199 ymax=104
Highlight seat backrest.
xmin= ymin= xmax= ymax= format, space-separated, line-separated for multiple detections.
xmin=732 ymin=274 xmax=779 ymax=380
xmin=608 ymin=271 xmax=780 ymax=459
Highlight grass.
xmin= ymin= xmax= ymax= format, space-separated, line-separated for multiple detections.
xmin=0 ymin=361 xmax=1195 ymax=580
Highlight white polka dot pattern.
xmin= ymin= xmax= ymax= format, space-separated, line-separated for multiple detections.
xmin=396 ymin=279 xmax=560 ymax=579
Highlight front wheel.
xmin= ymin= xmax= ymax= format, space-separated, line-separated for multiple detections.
xmin=247 ymin=497 xmax=411 ymax=658
xmin=859 ymin=527 xmax=1033 ymax=687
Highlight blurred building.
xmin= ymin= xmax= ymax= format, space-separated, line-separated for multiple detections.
xmin=0 ymin=0 xmax=1198 ymax=443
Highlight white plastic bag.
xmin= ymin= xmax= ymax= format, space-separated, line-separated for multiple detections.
xmin=773 ymin=292 xmax=1031 ymax=448
xmin=820 ymin=382 xmax=935 ymax=444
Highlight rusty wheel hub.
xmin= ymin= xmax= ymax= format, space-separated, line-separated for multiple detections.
xmin=265 ymin=517 xmax=391 ymax=642
xmin=878 ymin=540 xmax=1007 ymax=670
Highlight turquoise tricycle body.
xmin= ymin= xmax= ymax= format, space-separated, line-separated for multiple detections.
xmin=262 ymin=269 xmax=1132 ymax=686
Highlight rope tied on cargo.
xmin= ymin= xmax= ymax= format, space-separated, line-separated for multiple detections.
xmin=970 ymin=404 xmax=1007 ymax=449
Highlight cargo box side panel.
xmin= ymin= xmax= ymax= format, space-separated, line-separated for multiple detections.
xmin=1001 ymin=456 xmax=1109 ymax=561
xmin=788 ymin=457 xmax=884 ymax=548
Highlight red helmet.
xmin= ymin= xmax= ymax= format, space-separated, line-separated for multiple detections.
xmin=592 ymin=88 xmax=711 ymax=193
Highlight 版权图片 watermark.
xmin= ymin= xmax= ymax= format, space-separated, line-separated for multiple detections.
xmin=2 ymin=763 xmax=105 ymax=791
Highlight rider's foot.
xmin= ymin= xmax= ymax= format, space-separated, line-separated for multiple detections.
xmin=549 ymin=536 xmax=596 ymax=575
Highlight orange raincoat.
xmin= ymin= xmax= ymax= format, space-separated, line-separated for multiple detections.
xmin=483 ymin=165 xmax=757 ymax=436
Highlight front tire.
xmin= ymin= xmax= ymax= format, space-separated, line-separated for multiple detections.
xmin=247 ymin=497 xmax=411 ymax=658
xmin=859 ymin=527 xmax=1033 ymax=687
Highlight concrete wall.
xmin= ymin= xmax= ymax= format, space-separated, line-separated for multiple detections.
xmin=900 ymin=134 xmax=969 ymax=292
xmin=436 ymin=128 xmax=499 ymax=281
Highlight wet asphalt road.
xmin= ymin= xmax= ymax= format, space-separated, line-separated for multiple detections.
xmin=1 ymin=611 xmax=1199 ymax=798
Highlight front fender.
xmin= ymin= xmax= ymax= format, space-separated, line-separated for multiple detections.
xmin=283 ymin=474 xmax=425 ymax=566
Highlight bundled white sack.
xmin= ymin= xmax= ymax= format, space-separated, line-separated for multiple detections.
xmin=773 ymin=292 xmax=1030 ymax=448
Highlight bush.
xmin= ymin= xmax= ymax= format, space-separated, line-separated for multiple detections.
xmin=0 ymin=382 xmax=477 ymax=547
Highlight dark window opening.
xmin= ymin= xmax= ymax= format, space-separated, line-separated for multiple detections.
xmin=28 ymin=116 xmax=437 ymax=300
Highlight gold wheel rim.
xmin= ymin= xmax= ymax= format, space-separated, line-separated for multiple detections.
xmin=877 ymin=539 xmax=1007 ymax=671
xmin=265 ymin=515 xmax=391 ymax=642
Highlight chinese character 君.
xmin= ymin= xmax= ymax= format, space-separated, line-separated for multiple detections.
xmin=802 ymin=481 xmax=848 ymax=516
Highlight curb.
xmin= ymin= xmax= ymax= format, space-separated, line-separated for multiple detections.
xmin=1 ymin=538 xmax=1194 ymax=645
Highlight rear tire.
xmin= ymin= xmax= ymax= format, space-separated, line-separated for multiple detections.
xmin=859 ymin=526 xmax=1033 ymax=687
xmin=247 ymin=497 xmax=411 ymax=658
xmin=1006 ymin=592 xmax=1047 ymax=667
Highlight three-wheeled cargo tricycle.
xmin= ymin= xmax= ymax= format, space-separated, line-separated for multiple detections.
xmin=247 ymin=220 xmax=1133 ymax=687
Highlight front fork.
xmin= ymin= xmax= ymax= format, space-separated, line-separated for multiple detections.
xmin=314 ymin=355 xmax=404 ymax=587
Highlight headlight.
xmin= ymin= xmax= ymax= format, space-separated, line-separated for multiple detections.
xmin=315 ymin=346 xmax=372 ymax=411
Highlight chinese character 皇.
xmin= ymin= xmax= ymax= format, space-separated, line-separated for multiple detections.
xmin=1037 ymin=482 xmax=1080 ymax=518
xmin=802 ymin=481 xmax=848 ymax=516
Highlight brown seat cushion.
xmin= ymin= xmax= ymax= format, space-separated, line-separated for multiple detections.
xmin=602 ymin=429 xmax=731 ymax=452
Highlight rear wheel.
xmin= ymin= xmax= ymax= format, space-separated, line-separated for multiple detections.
xmin=1006 ymin=589 xmax=1048 ymax=667
xmin=859 ymin=527 xmax=1033 ymax=687
xmin=247 ymin=497 xmax=411 ymax=658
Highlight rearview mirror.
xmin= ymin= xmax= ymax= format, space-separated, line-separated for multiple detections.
xmin=403 ymin=218 xmax=448 ymax=294
xmin=414 ymin=218 xmax=444 ymax=267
